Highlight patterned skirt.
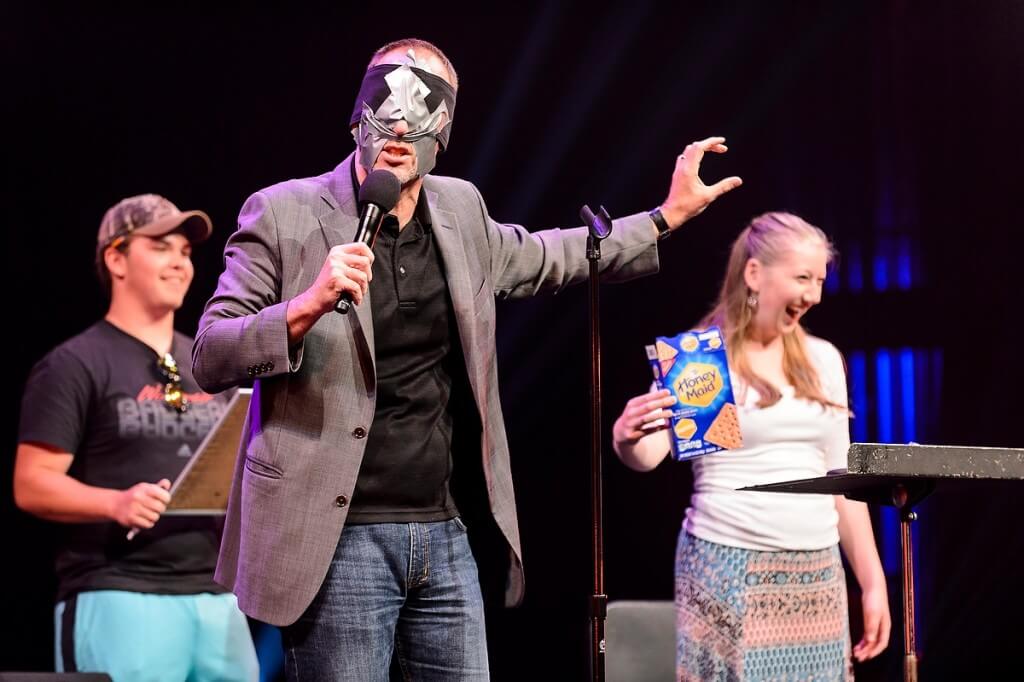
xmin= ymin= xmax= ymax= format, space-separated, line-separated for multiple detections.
xmin=675 ymin=532 xmax=853 ymax=681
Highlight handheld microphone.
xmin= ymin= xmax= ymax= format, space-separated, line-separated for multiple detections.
xmin=335 ymin=169 xmax=401 ymax=314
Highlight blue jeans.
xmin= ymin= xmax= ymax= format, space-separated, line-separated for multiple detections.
xmin=282 ymin=518 xmax=489 ymax=681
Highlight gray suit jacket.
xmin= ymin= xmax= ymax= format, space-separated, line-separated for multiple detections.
xmin=192 ymin=154 xmax=660 ymax=626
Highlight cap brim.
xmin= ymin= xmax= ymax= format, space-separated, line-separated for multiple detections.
xmin=131 ymin=210 xmax=213 ymax=245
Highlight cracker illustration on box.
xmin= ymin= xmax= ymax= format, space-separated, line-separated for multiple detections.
xmin=645 ymin=326 xmax=743 ymax=461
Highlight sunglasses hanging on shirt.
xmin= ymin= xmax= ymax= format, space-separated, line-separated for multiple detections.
xmin=156 ymin=352 xmax=190 ymax=413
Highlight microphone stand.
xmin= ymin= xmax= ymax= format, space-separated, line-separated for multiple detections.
xmin=579 ymin=204 xmax=612 ymax=682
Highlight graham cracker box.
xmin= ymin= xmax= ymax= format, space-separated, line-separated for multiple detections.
xmin=645 ymin=326 xmax=743 ymax=461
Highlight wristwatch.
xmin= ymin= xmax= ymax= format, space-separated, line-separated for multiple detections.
xmin=649 ymin=207 xmax=672 ymax=240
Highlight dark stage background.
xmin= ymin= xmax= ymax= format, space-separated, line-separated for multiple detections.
xmin=4 ymin=2 xmax=1023 ymax=680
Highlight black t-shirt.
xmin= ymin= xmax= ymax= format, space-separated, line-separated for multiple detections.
xmin=18 ymin=320 xmax=229 ymax=601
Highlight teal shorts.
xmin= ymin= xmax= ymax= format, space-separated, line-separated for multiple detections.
xmin=56 ymin=590 xmax=259 ymax=682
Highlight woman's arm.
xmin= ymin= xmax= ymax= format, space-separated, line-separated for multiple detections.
xmin=835 ymin=495 xmax=891 ymax=662
xmin=612 ymin=388 xmax=676 ymax=471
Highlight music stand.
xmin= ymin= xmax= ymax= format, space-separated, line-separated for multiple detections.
xmin=742 ymin=442 xmax=1024 ymax=682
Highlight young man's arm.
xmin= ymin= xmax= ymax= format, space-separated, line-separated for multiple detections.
xmin=14 ymin=441 xmax=170 ymax=528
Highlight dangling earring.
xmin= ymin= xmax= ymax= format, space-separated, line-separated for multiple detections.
xmin=747 ymin=292 xmax=758 ymax=309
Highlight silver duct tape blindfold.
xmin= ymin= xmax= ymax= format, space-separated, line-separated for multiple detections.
xmin=350 ymin=62 xmax=456 ymax=178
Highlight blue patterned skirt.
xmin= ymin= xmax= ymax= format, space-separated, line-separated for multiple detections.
xmin=675 ymin=532 xmax=853 ymax=681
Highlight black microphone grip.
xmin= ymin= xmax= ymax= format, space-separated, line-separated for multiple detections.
xmin=334 ymin=168 xmax=401 ymax=314
xmin=334 ymin=203 xmax=385 ymax=314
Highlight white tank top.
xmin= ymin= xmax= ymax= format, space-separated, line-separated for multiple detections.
xmin=683 ymin=335 xmax=849 ymax=551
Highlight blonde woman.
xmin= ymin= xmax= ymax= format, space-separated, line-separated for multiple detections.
xmin=613 ymin=212 xmax=890 ymax=680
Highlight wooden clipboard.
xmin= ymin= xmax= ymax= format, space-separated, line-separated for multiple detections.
xmin=164 ymin=388 xmax=251 ymax=515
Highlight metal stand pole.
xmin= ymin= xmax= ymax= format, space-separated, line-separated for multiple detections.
xmin=580 ymin=205 xmax=612 ymax=682
xmin=893 ymin=484 xmax=919 ymax=682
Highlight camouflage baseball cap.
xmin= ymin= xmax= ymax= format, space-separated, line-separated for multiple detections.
xmin=96 ymin=194 xmax=213 ymax=255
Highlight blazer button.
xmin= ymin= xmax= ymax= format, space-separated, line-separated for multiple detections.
xmin=352 ymin=426 xmax=367 ymax=439
xmin=335 ymin=495 xmax=348 ymax=508
xmin=267 ymin=361 xmax=275 ymax=371
xmin=247 ymin=366 xmax=255 ymax=377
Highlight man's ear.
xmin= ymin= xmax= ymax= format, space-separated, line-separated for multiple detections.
xmin=104 ymin=245 xmax=128 ymax=281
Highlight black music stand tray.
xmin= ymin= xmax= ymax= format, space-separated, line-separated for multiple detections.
xmin=742 ymin=442 xmax=1024 ymax=682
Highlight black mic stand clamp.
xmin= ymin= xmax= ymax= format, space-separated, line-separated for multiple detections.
xmin=579 ymin=204 xmax=612 ymax=682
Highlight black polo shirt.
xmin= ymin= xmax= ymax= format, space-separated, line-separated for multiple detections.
xmin=346 ymin=173 xmax=462 ymax=523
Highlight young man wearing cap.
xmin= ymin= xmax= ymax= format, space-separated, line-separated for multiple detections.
xmin=14 ymin=194 xmax=259 ymax=681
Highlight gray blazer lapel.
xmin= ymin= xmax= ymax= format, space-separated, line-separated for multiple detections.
xmin=426 ymin=187 xmax=486 ymax=411
xmin=317 ymin=155 xmax=376 ymax=381
xmin=425 ymin=188 xmax=474 ymax=322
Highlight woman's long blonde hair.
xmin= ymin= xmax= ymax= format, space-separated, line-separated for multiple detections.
xmin=700 ymin=212 xmax=843 ymax=409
